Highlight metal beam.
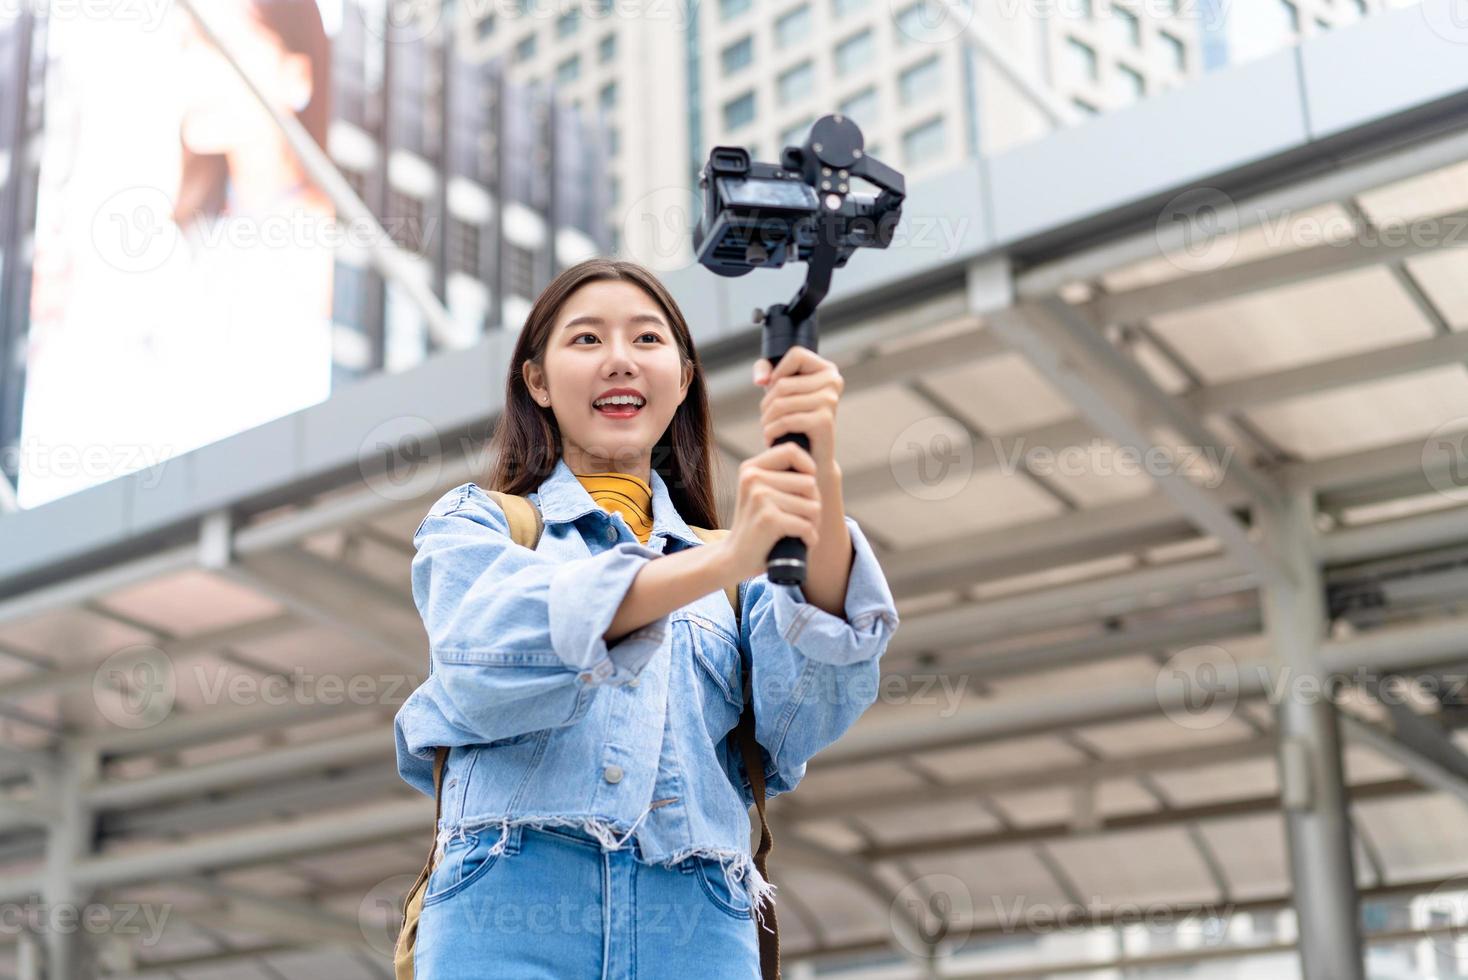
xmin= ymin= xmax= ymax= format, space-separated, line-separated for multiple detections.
xmin=0 ymin=613 xmax=297 ymax=703
xmin=786 ymin=736 xmax=1276 ymax=822
xmin=824 ymin=606 xmax=1468 ymax=767
xmin=0 ymin=798 xmax=429 ymax=901
xmin=983 ymin=291 xmax=1289 ymax=589
xmin=886 ymin=558 xmax=1252 ymax=660
xmin=1187 ymin=328 xmax=1468 ymax=417
xmin=1341 ymin=714 xmax=1468 ymax=809
xmin=223 ymin=547 xmax=427 ymax=669
xmin=84 ymin=726 xmax=392 ymax=810
xmin=1014 ymin=124 xmax=1468 ymax=298
xmin=1077 ymin=206 xmax=1468 ymax=326
xmin=778 ymin=833 xmax=944 ymax=973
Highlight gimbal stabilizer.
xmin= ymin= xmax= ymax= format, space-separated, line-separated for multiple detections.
xmin=692 ymin=113 xmax=905 ymax=586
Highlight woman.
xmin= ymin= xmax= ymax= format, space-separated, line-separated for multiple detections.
xmin=394 ymin=258 xmax=901 ymax=978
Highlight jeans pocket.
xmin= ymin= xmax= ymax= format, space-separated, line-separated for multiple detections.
xmin=689 ymin=857 xmax=753 ymax=920
xmin=423 ymin=831 xmax=507 ymax=907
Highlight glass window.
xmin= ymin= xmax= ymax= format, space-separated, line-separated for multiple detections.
xmin=599 ymin=81 xmax=618 ymax=111
xmin=834 ymin=29 xmax=873 ymax=76
xmin=776 ymin=4 xmax=812 ymax=46
xmin=777 ymin=60 xmax=815 ymax=102
xmin=720 ymin=0 xmax=753 ymax=19
xmin=723 ymin=91 xmax=756 ymax=129
xmin=1112 ymin=4 xmax=1141 ymax=45
xmin=834 ymin=0 xmax=871 ymax=15
xmin=898 ymin=55 xmax=941 ymax=104
xmin=895 ymin=0 xmax=949 ymax=45
xmin=1223 ymin=0 xmax=1302 ymax=61
xmin=477 ymin=14 xmax=495 ymax=39
xmin=722 ymin=35 xmax=754 ymax=74
xmin=599 ymin=33 xmax=617 ymax=62
xmin=1064 ymin=36 xmax=1098 ymax=83
xmin=556 ymin=55 xmax=580 ymax=84
xmin=607 ymin=125 xmax=619 ymax=156
xmin=1114 ymin=63 xmax=1145 ymax=102
xmin=839 ymin=86 xmax=879 ymax=126
xmin=556 ymin=9 xmax=580 ymax=37
xmin=515 ymin=32 xmax=537 ymax=62
xmin=901 ymin=116 xmax=944 ymax=164
xmin=506 ymin=244 xmax=536 ymax=299
xmin=1160 ymin=31 xmax=1185 ymax=69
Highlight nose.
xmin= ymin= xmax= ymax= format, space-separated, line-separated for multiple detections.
xmin=603 ymin=336 xmax=637 ymax=376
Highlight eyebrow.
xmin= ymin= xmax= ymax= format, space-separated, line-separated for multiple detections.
xmin=561 ymin=314 xmax=668 ymax=331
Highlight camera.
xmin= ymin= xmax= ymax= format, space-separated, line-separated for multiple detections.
xmin=693 ymin=114 xmax=905 ymax=277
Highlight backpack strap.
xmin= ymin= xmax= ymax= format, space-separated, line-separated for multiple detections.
xmin=485 ymin=490 xmax=544 ymax=550
xmin=395 ymin=744 xmax=449 ymax=976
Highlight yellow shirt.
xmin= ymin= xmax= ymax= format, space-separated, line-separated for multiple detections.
xmin=574 ymin=471 xmax=653 ymax=544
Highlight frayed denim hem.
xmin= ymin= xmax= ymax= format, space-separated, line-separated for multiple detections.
xmin=434 ymin=810 xmax=779 ymax=929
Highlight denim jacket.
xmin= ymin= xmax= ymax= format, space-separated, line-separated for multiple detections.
xmin=393 ymin=455 xmax=901 ymax=921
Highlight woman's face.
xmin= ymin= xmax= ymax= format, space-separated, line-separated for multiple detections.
xmin=526 ymin=280 xmax=692 ymax=474
xmin=179 ymin=6 xmax=313 ymax=156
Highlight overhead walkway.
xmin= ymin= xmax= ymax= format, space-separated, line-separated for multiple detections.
xmin=4 ymin=1 xmax=1468 ymax=975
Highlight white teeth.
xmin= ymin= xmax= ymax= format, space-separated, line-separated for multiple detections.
xmin=594 ymin=395 xmax=645 ymax=408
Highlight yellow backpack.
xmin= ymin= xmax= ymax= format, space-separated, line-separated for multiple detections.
xmin=394 ymin=491 xmax=782 ymax=979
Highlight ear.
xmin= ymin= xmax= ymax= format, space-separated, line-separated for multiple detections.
xmin=522 ymin=361 xmax=548 ymax=404
xmin=678 ymin=361 xmax=693 ymax=405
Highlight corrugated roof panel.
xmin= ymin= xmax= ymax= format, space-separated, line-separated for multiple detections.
xmin=1148 ymin=265 xmax=1436 ymax=384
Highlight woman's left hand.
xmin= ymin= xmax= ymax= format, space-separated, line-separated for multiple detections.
xmin=753 ymin=345 xmax=843 ymax=476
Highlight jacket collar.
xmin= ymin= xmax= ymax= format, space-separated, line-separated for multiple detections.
xmin=532 ymin=457 xmax=706 ymax=550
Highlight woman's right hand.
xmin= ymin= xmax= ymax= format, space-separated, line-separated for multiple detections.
xmin=719 ymin=442 xmax=823 ymax=584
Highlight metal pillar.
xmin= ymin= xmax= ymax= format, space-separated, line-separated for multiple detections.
xmin=1259 ymin=489 xmax=1365 ymax=980
xmin=40 ymin=747 xmax=99 ymax=980
xmin=17 ymin=930 xmax=42 ymax=980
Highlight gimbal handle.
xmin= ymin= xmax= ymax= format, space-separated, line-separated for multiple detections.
xmin=757 ymin=287 xmax=827 ymax=589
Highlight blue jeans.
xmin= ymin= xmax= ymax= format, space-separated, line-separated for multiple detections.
xmin=414 ymin=822 xmax=763 ymax=978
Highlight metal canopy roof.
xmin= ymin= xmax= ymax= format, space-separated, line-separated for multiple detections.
xmin=6 ymin=2 xmax=1468 ymax=977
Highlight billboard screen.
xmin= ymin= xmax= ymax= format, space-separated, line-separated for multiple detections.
xmin=18 ymin=0 xmax=338 ymax=508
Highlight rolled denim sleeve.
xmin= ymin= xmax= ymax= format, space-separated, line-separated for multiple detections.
xmin=395 ymin=485 xmax=669 ymax=766
xmin=735 ymin=514 xmax=899 ymax=801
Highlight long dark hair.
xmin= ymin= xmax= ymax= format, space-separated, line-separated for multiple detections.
xmin=174 ymin=0 xmax=332 ymax=224
xmin=483 ymin=258 xmax=725 ymax=532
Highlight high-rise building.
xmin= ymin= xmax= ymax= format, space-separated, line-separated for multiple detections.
xmin=0 ymin=2 xmax=611 ymax=504
xmin=0 ymin=11 xmax=45 ymax=495
xmin=456 ymin=0 xmax=1212 ymax=270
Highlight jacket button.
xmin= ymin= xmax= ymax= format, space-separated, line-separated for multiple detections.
xmin=603 ymin=764 xmax=623 ymax=784
xmin=606 ymin=525 xmax=618 ymax=541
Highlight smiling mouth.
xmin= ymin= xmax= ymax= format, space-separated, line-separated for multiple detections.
xmin=593 ymin=398 xmax=645 ymax=418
